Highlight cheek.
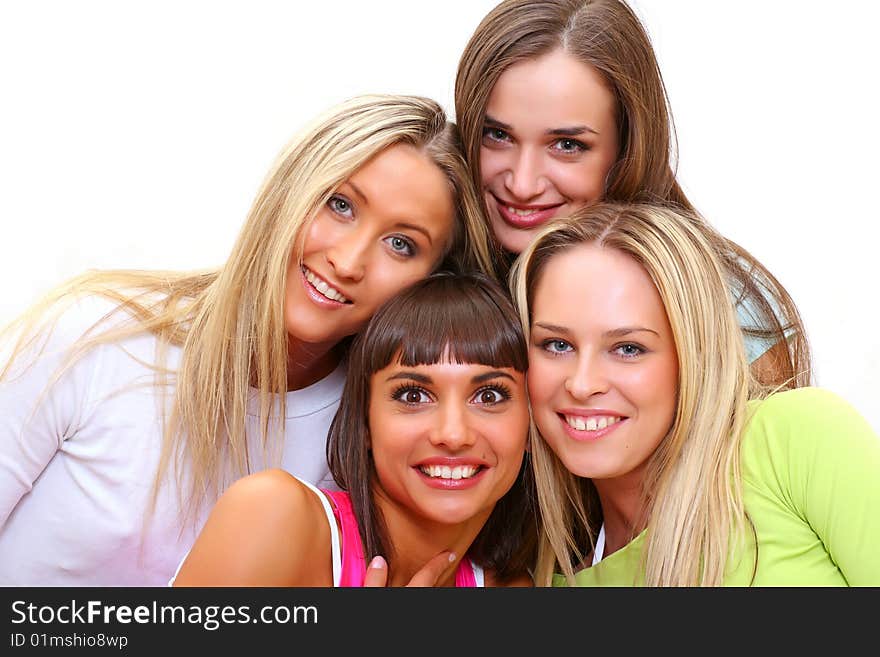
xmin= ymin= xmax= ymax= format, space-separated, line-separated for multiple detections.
xmin=479 ymin=148 xmax=506 ymax=185
xmin=552 ymin=162 xmax=608 ymax=205
xmin=359 ymin=261 xmax=430 ymax=320
xmin=300 ymin=213 xmax=336 ymax=255
xmin=629 ymin=362 xmax=678 ymax=420
xmin=526 ymin=357 xmax=559 ymax=409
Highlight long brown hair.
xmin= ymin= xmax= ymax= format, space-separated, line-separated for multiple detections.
xmin=327 ymin=271 xmax=537 ymax=583
xmin=455 ymin=0 xmax=811 ymax=389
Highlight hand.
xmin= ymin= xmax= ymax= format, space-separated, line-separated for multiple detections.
xmin=363 ymin=552 xmax=456 ymax=587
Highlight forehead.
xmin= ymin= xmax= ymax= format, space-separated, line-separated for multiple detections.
xmin=486 ymin=49 xmax=617 ymax=132
xmin=533 ymin=243 xmax=667 ymax=327
xmin=346 ymin=143 xmax=454 ymax=240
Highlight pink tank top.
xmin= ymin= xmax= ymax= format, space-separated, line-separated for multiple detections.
xmin=323 ymin=489 xmax=479 ymax=587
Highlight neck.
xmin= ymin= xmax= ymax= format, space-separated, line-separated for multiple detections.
xmin=373 ymin=490 xmax=491 ymax=587
xmin=285 ymin=338 xmax=341 ymax=391
xmin=593 ymin=470 xmax=646 ymax=558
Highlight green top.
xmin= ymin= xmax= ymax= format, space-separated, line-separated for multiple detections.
xmin=552 ymin=388 xmax=880 ymax=586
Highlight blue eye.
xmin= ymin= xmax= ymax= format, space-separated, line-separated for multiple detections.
xmin=614 ymin=343 xmax=645 ymax=358
xmin=542 ymin=339 xmax=573 ymax=354
xmin=328 ymin=194 xmax=353 ymax=217
xmin=384 ymin=235 xmax=416 ymax=257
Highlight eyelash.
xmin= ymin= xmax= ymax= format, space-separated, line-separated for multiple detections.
xmin=482 ymin=127 xmax=589 ymax=156
xmin=482 ymin=126 xmax=511 ymax=144
xmin=384 ymin=235 xmax=417 ymax=258
xmin=471 ymin=383 xmax=512 ymax=406
xmin=391 ymin=383 xmax=432 ymax=406
xmin=550 ymin=137 xmax=588 ymax=155
xmin=539 ymin=339 xmax=647 ymax=359
xmin=540 ymin=338 xmax=573 ymax=355
xmin=328 ymin=194 xmax=418 ymax=258
xmin=327 ymin=194 xmax=354 ymax=218
xmin=613 ymin=343 xmax=646 ymax=359
xmin=389 ymin=382 xmax=513 ymax=406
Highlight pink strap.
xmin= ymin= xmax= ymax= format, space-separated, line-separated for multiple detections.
xmin=324 ymin=490 xmax=366 ymax=587
xmin=323 ymin=490 xmax=478 ymax=587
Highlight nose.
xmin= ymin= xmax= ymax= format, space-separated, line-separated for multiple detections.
xmin=504 ymin=146 xmax=546 ymax=201
xmin=325 ymin=226 xmax=368 ymax=282
xmin=564 ymin=352 xmax=610 ymax=400
xmin=429 ymin=401 xmax=477 ymax=451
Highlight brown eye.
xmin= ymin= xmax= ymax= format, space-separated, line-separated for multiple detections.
xmin=471 ymin=385 xmax=511 ymax=406
xmin=392 ymin=385 xmax=432 ymax=405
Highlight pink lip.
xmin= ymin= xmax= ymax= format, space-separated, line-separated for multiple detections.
xmin=492 ymin=194 xmax=564 ymax=229
xmin=300 ymin=267 xmax=350 ymax=309
xmin=557 ymin=410 xmax=628 ymax=442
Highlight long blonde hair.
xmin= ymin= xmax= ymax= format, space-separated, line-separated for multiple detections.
xmin=1 ymin=94 xmax=493 ymax=525
xmin=512 ymin=202 xmax=760 ymax=586
xmin=456 ymin=0 xmax=811 ymax=389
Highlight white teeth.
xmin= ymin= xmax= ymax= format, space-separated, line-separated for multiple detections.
xmin=303 ymin=267 xmax=350 ymax=303
xmin=564 ymin=415 xmax=621 ymax=432
xmin=419 ymin=464 xmax=480 ymax=480
xmin=507 ymin=206 xmax=539 ymax=216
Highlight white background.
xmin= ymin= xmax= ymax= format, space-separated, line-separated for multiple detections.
xmin=1 ymin=1 xmax=877 ymax=431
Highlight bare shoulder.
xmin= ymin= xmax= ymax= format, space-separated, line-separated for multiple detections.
xmin=173 ymin=469 xmax=332 ymax=586
xmin=484 ymin=569 xmax=534 ymax=588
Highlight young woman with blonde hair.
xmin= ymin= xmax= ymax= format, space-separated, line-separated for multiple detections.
xmin=0 ymin=94 xmax=493 ymax=585
xmin=455 ymin=0 xmax=810 ymax=389
xmin=512 ymin=202 xmax=879 ymax=586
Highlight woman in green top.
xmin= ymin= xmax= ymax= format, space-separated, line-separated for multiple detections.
xmin=511 ymin=202 xmax=880 ymax=586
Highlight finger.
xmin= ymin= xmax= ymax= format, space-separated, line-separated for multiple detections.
xmin=363 ymin=555 xmax=388 ymax=588
xmin=406 ymin=551 xmax=456 ymax=587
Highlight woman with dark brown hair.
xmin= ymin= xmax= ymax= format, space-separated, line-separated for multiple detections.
xmin=172 ymin=272 xmax=535 ymax=587
xmin=455 ymin=0 xmax=810 ymax=390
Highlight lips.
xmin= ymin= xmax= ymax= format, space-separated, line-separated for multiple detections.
xmin=301 ymin=266 xmax=352 ymax=306
xmin=413 ymin=458 xmax=489 ymax=490
xmin=557 ymin=410 xmax=627 ymax=442
xmin=492 ymin=194 xmax=564 ymax=229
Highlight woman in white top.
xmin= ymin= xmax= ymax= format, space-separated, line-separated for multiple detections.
xmin=0 ymin=94 xmax=493 ymax=586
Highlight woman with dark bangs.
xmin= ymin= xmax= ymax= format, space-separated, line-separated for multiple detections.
xmin=172 ymin=272 xmax=535 ymax=587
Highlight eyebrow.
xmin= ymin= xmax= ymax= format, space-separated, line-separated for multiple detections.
xmin=346 ymin=181 xmax=369 ymax=206
xmin=484 ymin=114 xmax=512 ymax=131
xmin=385 ymin=369 xmax=517 ymax=384
xmin=484 ymin=114 xmax=599 ymax=136
xmin=341 ymin=182 xmax=434 ymax=245
xmin=546 ymin=125 xmax=598 ymax=137
xmin=533 ymin=322 xmax=659 ymax=338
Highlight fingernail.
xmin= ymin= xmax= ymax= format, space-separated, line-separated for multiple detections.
xmin=369 ymin=556 xmax=386 ymax=569
xmin=448 ymin=552 xmax=456 ymax=563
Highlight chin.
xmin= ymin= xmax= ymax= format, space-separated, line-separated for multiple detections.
xmin=496 ymin=227 xmax=541 ymax=256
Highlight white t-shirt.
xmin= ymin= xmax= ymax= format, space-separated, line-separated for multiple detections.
xmin=0 ymin=295 xmax=346 ymax=586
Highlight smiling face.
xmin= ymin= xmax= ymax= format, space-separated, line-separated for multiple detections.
xmin=480 ymin=49 xmax=620 ymax=254
xmin=284 ymin=142 xmax=454 ymax=354
xmin=367 ymin=356 xmax=529 ymax=530
xmin=527 ymin=243 xmax=678 ymax=495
